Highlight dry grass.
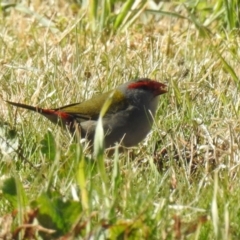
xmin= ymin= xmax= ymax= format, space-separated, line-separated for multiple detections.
xmin=1 ymin=0 xmax=240 ymax=239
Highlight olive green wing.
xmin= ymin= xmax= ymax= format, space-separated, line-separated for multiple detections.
xmin=55 ymin=90 xmax=129 ymax=122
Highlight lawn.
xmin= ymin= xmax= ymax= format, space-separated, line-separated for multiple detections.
xmin=0 ymin=0 xmax=240 ymax=239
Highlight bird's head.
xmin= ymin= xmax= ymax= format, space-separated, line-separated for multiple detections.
xmin=127 ymin=78 xmax=167 ymax=96
xmin=118 ymin=78 xmax=167 ymax=106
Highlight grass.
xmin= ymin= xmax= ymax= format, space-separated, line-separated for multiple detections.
xmin=0 ymin=0 xmax=240 ymax=239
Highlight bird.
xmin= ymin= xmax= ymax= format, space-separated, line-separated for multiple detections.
xmin=6 ymin=78 xmax=167 ymax=148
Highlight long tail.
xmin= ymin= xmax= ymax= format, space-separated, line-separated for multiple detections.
xmin=6 ymin=100 xmax=74 ymax=127
xmin=6 ymin=100 xmax=41 ymax=112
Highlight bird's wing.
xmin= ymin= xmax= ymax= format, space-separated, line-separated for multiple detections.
xmin=54 ymin=90 xmax=129 ymax=122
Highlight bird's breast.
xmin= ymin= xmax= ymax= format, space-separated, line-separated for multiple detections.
xmin=103 ymin=104 xmax=156 ymax=147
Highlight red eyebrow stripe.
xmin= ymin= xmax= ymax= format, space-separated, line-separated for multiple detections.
xmin=128 ymin=80 xmax=166 ymax=89
xmin=128 ymin=81 xmax=151 ymax=89
xmin=128 ymin=80 xmax=167 ymax=92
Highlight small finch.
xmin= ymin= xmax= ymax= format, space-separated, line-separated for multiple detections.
xmin=7 ymin=78 xmax=167 ymax=148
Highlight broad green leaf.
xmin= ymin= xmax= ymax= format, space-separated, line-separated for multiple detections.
xmin=2 ymin=177 xmax=17 ymax=208
xmin=33 ymin=193 xmax=82 ymax=237
xmin=2 ymin=177 xmax=27 ymax=210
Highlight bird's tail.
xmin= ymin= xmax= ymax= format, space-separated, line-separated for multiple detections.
xmin=6 ymin=100 xmax=40 ymax=112
xmin=6 ymin=100 xmax=74 ymax=127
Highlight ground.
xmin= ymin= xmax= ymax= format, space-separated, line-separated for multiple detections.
xmin=0 ymin=0 xmax=240 ymax=239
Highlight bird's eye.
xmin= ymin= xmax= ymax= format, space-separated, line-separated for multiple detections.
xmin=136 ymin=81 xmax=151 ymax=91
xmin=139 ymin=85 xmax=149 ymax=90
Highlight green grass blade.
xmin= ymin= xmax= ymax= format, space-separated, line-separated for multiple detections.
xmin=113 ymin=0 xmax=135 ymax=31
xmin=120 ymin=1 xmax=147 ymax=31
xmin=224 ymin=0 xmax=234 ymax=30
xmin=215 ymin=48 xmax=239 ymax=87
xmin=76 ymin=148 xmax=89 ymax=213
xmin=89 ymin=0 xmax=98 ymax=30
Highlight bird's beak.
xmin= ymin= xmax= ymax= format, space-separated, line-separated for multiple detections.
xmin=158 ymin=83 xmax=168 ymax=95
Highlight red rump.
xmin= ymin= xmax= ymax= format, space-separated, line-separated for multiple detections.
xmin=42 ymin=109 xmax=72 ymax=120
